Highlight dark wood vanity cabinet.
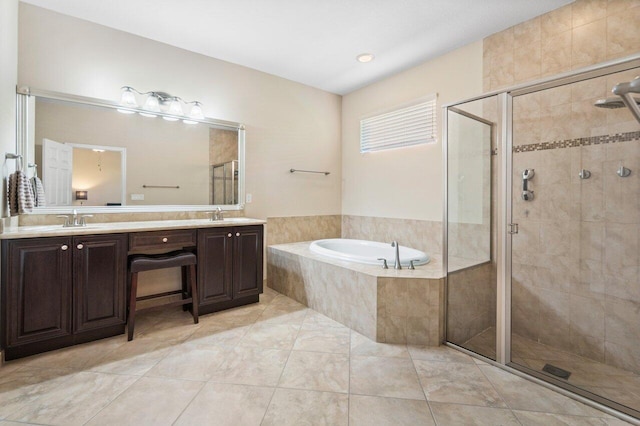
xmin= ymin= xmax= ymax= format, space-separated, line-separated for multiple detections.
xmin=73 ymin=234 xmax=128 ymax=333
xmin=2 ymin=237 xmax=73 ymax=350
xmin=1 ymin=223 xmax=263 ymax=359
xmin=2 ymin=234 xmax=127 ymax=359
xmin=198 ymin=225 xmax=263 ymax=314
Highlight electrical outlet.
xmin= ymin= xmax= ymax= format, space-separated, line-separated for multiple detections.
xmin=246 ymin=193 xmax=252 ymax=203
xmin=131 ymin=194 xmax=144 ymax=201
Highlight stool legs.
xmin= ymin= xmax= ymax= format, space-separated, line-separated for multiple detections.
xmin=128 ymin=272 xmax=138 ymax=341
xmin=190 ymin=264 xmax=199 ymax=324
xmin=181 ymin=266 xmax=189 ymax=311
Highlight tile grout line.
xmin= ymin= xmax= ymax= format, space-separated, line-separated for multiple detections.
xmin=347 ymin=328 xmax=352 ymax=426
xmin=407 ymin=343 xmax=439 ymax=426
xmin=257 ymin=292 xmax=306 ymax=425
xmin=475 ymin=362 xmax=524 ymax=425
xmin=80 ymin=374 xmax=145 ymax=426
xmin=169 ymin=379 xmax=208 ymax=426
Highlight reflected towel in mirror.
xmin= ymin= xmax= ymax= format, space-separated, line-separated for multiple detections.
xmin=31 ymin=176 xmax=46 ymax=207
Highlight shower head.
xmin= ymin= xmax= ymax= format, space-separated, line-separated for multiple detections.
xmin=611 ymin=76 xmax=640 ymax=124
xmin=612 ymin=76 xmax=640 ymax=96
xmin=594 ymin=96 xmax=640 ymax=109
xmin=594 ymin=97 xmax=628 ymax=109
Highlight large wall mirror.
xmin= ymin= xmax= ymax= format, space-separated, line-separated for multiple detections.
xmin=16 ymin=88 xmax=245 ymax=213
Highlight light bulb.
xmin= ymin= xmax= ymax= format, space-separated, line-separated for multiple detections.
xmin=140 ymin=93 xmax=160 ymax=117
xmin=120 ymin=87 xmax=138 ymax=107
xmin=189 ymin=102 xmax=204 ymax=120
xmin=168 ymin=97 xmax=183 ymax=115
xmin=164 ymin=98 xmax=182 ymax=121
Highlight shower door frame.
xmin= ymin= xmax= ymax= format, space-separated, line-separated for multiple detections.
xmin=442 ymin=52 xmax=640 ymax=423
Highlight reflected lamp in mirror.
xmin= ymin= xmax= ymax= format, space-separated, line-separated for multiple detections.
xmin=118 ymin=86 xmax=204 ymax=124
xmin=76 ymin=190 xmax=88 ymax=206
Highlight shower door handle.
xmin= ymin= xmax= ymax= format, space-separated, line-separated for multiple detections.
xmin=522 ymin=169 xmax=534 ymax=201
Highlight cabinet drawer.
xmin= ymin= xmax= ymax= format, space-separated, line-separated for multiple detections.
xmin=129 ymin=229 xmax=197 ymax=250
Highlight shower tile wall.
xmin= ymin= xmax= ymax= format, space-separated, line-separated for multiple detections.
xmin=511 ymin=70 xmax=640 ymax=374
xmin=483 ymin=0 xmax=640 ymax=93
xmin=479 ymin=0 xmax=640 ymax=374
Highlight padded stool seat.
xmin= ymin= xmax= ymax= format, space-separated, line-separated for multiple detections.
xmin=127 ymin=250 xmax=198 ymax=341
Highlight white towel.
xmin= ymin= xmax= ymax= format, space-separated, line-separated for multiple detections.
xmin=8 ymin=170 xmax=35 ymax=215
xmin=31 ymin=176 xmax=46 ymax=207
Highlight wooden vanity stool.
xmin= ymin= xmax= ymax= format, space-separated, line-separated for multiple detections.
xmin=127 ymin=250 xmax=199 ymax=341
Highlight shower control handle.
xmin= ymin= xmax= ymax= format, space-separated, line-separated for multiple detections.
xmin=522 ymin=168 xmax=534 ymax=201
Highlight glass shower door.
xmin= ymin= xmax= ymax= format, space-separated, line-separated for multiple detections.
xmin=446 ymin=95 xmax=498 ymax=360
xmin=509 ymin=66 xmax=640 ymax=417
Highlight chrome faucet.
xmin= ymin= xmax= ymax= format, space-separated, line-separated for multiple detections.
xmin=208 ymin=207 xmax=224 ymax=221
xmin=390 ymin=241 xmax=402 ymax=270
xmin=57 ymin=209 xmax=93 ymax=227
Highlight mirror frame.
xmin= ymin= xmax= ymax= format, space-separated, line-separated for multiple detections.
xmin=16 ymin=87 xmax=245 ymax=214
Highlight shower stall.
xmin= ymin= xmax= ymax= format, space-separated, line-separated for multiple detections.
xmin=211 ymin=160 xmax=238 ymax=205
xmin=444 ymin=54 xmax=640 ymax=421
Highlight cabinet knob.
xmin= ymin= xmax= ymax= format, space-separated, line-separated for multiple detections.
xmin=77 ymin=244 xmax=84 ymax=250
xmin=61 ymin=244 xmax=68 ymax=251
xmin=227 ymin=233 xmax=232 ymax=238
xmin=162 ymin=237 xmax=168 ymax=243
xmin=236 ymin=232 xmax=240 ymax=237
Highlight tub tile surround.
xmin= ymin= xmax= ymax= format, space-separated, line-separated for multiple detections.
xmin=267 ymin=242 xmax=445 ymax=345
xmin=0 ymin=290 xmax=631 ymax=425
xmin=266 ymin=215 xmax=341 ymax=247
xmin=341 ymin=215 xmax=442 ymax=256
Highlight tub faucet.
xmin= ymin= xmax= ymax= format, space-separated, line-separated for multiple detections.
xmin=390 ymin=241 xmax=402 ymax=270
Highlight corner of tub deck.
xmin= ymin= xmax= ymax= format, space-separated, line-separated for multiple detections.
xmin=266 ymin=242 xmax=447 ymax=346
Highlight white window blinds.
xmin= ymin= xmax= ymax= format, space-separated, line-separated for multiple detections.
xmin=360 ymin=96 xmax=437 ymax=153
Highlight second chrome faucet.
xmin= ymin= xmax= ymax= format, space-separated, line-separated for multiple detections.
xmin=57 ymin=209 xmax=93 ymax=227
xmin=391 ymin=241 xmax=402 ymax=270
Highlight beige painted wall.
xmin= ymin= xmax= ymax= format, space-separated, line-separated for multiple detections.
xmin=1 ymin=0 xmax=19 ymax=220
xmin=71 ymin=148 xmax=122 ymax=206
xmin=18 ymin=3 xmax=342 ymax=218
xmin=341 ymin=41 xmax=483 ymax=221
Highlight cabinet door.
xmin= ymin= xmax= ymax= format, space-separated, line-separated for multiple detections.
xmin=198 ymin=228 xmax=233 ymax=306
xmin=73 ymin=234 xmax=127 ymax=333
xmin=2 ymin=238 xmax=72 ymax=347
xmin=233 ymin=225 xmax=264 ymax=298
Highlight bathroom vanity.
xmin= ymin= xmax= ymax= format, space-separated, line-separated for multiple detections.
xmin=1 ymin=219 xmax=264 ymax=360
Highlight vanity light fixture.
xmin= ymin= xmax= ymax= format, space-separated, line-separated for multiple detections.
xmin=118 ymin=86 xmax=204 ymax=124
xmin=356 ymin=53 xmax=375 ymax=63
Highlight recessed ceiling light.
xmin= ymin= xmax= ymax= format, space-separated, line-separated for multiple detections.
xmin=356 ymin=53 xmax=375 ymax=63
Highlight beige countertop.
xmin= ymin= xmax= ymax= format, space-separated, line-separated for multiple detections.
xmin=0 ymin=217 xmax=266 ymax=240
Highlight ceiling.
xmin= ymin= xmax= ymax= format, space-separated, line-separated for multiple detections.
xmin=21 ymin=0 xmax=573 ymax=95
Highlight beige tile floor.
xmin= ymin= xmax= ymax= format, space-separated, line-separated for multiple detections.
xmin=465 ymin=327 xmax=640 ymax=418
xmin=0 ymin=288 xmax=634 ymax=426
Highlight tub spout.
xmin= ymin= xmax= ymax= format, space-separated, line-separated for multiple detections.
xmin=390 ymin=241 xmax=402 ymax=270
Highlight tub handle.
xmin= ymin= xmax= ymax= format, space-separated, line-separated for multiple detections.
xmin=377 ymin=258 xmax=389 ymax=269
xmin=409 ymin=260 xmax=416 ymax=270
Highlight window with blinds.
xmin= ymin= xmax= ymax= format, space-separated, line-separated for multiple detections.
xmin=360 ymin=96 xmax=437 ymax=153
